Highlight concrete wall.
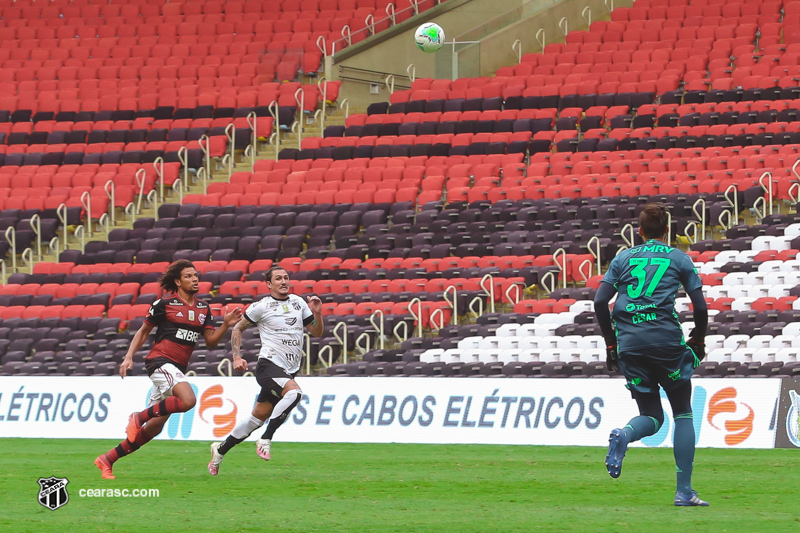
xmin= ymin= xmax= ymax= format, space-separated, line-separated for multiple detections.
xmin=332 ymin=0 xmax=526 ymax=112
xmin=332 ymin=0 xmax=635 ymax=113
xmin=469 ymin=0 xmax=636 ymax=77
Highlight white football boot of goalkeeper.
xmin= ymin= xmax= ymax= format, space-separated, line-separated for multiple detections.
xmin=208 ymin=442 xmax=223 ymax=476
xmin=256 ymin=439 xmax=271 ymax=461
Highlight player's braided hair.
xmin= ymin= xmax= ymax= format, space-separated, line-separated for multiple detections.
xmin=159 ymin=259 xmax=196 ymax=292
xmin=639 ymin=202 xmax=670 ymax=241
xmin=264 ymin=266 xmax=289 ymax=283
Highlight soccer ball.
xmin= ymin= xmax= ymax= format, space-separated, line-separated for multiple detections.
xmin=415 ymin=22 xmax=445 ymax=53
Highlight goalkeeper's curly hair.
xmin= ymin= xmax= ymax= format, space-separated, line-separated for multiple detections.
xmin=158 ymin=259 xmax=196 ymax=293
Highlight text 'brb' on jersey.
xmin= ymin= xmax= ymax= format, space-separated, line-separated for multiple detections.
xmin=601 ymin=239 xmax=702 ymax=352
xmin=244 ymin=294 xmax=314 ymax=374
xmin=144 ymin=294 xmax=215 ymax=371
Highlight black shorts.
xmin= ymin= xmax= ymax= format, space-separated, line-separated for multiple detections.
xmin=255 ymin=358 xmax=297 ymax=405
xmin=618 ymin=345 xmax=696 ymax=395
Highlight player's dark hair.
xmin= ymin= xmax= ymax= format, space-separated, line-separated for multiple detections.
xmin=264 ymin=266 xmax=289 ymax=283
xmin=159 ymin=260 xmax=196 ymax=292
xmin=639 ymin=203 xmax=670 ymax=240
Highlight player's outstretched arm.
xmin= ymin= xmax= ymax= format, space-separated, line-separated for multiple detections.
xmin=230 ymin=318 xmax=253 ymax=372
xmin=203 ymin=307 xmax=243 ymax=349
xmin=305 ymin=295 xmax=324 ymax=337
xmin=119 ymin=322 xmax=155 ymax=377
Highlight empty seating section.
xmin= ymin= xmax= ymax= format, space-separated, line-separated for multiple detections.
xmin=4 ymin=0 xmax=800 ymax=378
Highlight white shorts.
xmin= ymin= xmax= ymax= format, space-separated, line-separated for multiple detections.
xmin=147 ymin=363 xmax=188 ymax=407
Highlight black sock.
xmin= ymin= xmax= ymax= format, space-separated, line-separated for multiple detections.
xmin=218 ymin=435 xmax=245 ymax=455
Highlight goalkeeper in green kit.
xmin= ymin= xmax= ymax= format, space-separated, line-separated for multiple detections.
xmin=593 ymin=203 xmax=710 ymax=507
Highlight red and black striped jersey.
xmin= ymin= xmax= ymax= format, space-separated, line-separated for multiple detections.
xmin=143 ymin=293 xmax=215 ymax=373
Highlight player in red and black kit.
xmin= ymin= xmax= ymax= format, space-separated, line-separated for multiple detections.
xmin=94 ymin=260 xmax=242 ymax=479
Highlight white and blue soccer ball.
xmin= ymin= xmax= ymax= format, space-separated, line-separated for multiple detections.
xmin=415 ymin=22 xmax=445 ymax=53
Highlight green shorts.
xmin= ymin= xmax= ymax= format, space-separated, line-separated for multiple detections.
xmin=617 ymin=346 xmax=696 ymax=395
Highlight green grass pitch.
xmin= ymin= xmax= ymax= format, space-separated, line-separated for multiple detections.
xmin=2 ymin=438 xmax=799 ymax=532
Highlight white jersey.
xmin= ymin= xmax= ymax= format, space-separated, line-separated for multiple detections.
xmin=244 ymin=294 xmax=313 ymax=374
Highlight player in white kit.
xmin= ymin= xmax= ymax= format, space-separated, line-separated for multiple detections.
xmin=208 ymin=266 xmax=323 ymax=475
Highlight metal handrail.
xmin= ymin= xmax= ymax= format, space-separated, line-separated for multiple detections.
xmin=217 ymin=359 xmax=232 ymax=377
xmin=147 ymin=190 xmax=159 ymax=221
xmin=98 ymin=213 xmax=110 ymax=239
xmin=355 ymin=332 xmax=372 ymax=354
xmin=582 ymin=6 xmax=592 ymax=26
xmin=173 ymin=178 xmax=184 ymax=204
xmin=153 ymin=157 xmax=164 ymax=202
xmin=536 ymin=28 xmax=546 ymax=51
xmin=3 ymin=227 xmax=15 ymax=273
xmin=198 ymin=135 xmax=213 ymax=180
xmin=318 ymin=345 xmax=335 ymax=369
xmin=341 ymin=24 xmax=352 ymax=46
xmin=406 ymin=64 xmax=416 ymax=83
xmin=103 ymin=180 xmax=116 ymax=227
xmin=221 ymin=154 xmax=233 ymax=182
xmin=684 ymin=221 xmax=699 ymax=245
xmin=79 ymin=191 xmax=92 ymax=236
xmin=246 ymin=111 xmax=258 ymax=160
xmin=540 ymin=270 xmax=557 ymax=294
xmin=512 ymin=39 xmax=522 ymax=63
xmin=369 ymin=310 xmax=385 ymax=350
xmin=620 ymin=223 xmax=636 ymax=249
xmin=393 ymin=320 xmax=409 ymax=344
xmin=56 ymin=203 xmax=71 ymax=249
xmin=135 ymin=168 xmax=147 ymax=215
xmin=718 ymin=209 xmax=733 ymax=232
xmin=479 ymin=274 xmax=496 ymax=313
xmin=558 ymin=16 xmax=568 ymax=36
xmin=468 ymin=295 xmax=484 ymax=318
xmin=340 ymin=98 xmax=350 ymax=119
xmin=385 ymin=74 xmax=395 ymax=94
xmin=505 ymin=283 xmax=523 ymax=305
xmin=692 ymin=198 xmax=707 ymax=241
xmin=442 ymin=285 xmax=458 ymax=325
xmin=429 ymin=308 xmax=446 ymax=331
xmin=552 ymin=247 xmax=567 ymax=289
xmin=29 ymin=213 xmax=42 ymax=261
xmin=21 ymin=247 xmax=33 ymax=274
xmin=0 ymin=259 xmax=6 ymax=284
xmin=293 ymin=88 xmax=304 ymax=149
xmin=724 ymin=184 xmax=740 ymax=223
xmin=408 ymin=298 xmax=423 ymax=337
xmin=577 ymin=259 xmax=593 ymax=283
xmin=225 ymin=123 xmax=236 ymax=175
xmin=268 ymin=101 xmax=280 ymax=160
xmin=333 ymin=322 xmax=348 ymax=365
xmin=125 ymin=202 xmax=136 ymax=223
xmin=196 ymin=167 xmax=208 ymax=196
xmin=789 ymin=182 xmax=800 ymax=204
xmin=74 ymin=224 xmax=85 ymax=252
xmin=177 ymin=146 xmax=191 ymax=188
xmin=604 ymin=0 xmax=614 ymax=13
xmin=759 ymin=171 xmax=774 ymax=216
xmin=587 ymin=235 xmax=602 ymax=276
xmin=48 ymin=236 xmax=60 ymax=259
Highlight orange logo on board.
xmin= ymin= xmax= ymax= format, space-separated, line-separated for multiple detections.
xmin=707 ymin=387 xmax=754 ymax=446
xmin=199 ymin=385 xmax=238 ymax=437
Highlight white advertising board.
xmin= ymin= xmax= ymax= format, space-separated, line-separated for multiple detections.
xmin=0 ymin=377 xmax=781 ymax=449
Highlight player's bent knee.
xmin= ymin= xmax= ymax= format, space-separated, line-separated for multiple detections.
xmin=182 ymin=397 xmax=197 ymax=411
xmin=285 ymin=388 xmax=303 ymax=405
